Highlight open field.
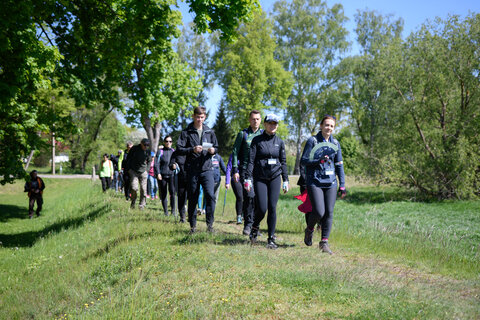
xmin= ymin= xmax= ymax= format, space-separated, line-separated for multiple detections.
xmin=1 ymin=178 xmax=479 ymax=319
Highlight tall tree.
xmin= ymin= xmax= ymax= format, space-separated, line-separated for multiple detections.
xmin=380 ymin=14 xmax=480 ymax=198
xmin=214 ymin=10 xmax=293 ymax=134
xmin=272 ymin=0 xmax=349 ymax=174
xmin=212 ymin=104 xmax=235 ymax=157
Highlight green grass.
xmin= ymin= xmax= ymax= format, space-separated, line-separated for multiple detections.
xmin=0 ymin=178 xmax=479 ymax=319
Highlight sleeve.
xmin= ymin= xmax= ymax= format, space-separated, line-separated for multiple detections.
xmin=40 ymin=178 xmax=45 ymax=191
xmin=169 ymin=150 xmax=177 ymax=170
xmin=154 ymin=152 xmax=161 ymax=176
xmin=176 ymin=131 xmax=193 ymax=155
xmin=335 ymin=142 xmax=346 ymax=188
xmin=219 ymin=155 xmax=227 ymax=175
xmin=225 ymin=154 xmax=233 ymax=185
xmin=300 ymin=137 xmax=320 ymax=167
xmin=210 ymin=130 xmax=219 ymax=155
xmin=109 ymin=160 xmax=113 ymax=174
xmin=231 ymin=131 xmax=244 ymax=174
xmin=280 ymin=139 xmax=288 ymax=182
xmin=245 ymin=137 xmax=258 ymax=180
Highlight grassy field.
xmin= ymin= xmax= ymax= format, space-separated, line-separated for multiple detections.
xmin=0 ymin=177 xmax=479 ymax=319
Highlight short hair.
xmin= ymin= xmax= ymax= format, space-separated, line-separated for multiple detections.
xmin=249 ymin=110 xmax=261 ymax=118
xmin=126 ymin=141 xmax=133 ymax=147
xmin=164 ymin=135 xmax=172 ymax=142
xmin=193 ymin=106 xmax=206 ymax=115
xmin=320 ymin=115 xmax=336 ymax=125
xmin=103 ymin=153 xmax=108 ymax=158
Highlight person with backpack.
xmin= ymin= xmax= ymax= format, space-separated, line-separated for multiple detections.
xmin=127 ymin=138 xmax=152 ymax=209
xmin=230 ymin=109 xmax=263 ymax=235
xmin=155 ymin=136 xmax=176 ymax=216
xmin=244 ymin=114 xmax=289 ymax=250
xmin=300 ymin=115 xmax=346 ymax=254
xmin=99 ymin=153 xmax=114 ymax=192
xmin=24 ymin=170 xmax=45 ymax=218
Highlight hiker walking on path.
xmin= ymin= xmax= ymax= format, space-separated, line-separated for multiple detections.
xmin=225 ymin=154 xmax=243 ymax=224
xmin=170 ymin=151 xmax=187 ymax=223
xmin=24 ymin=170 xmax=46 ymax=218
xmin=230 ymin=110 xmax=263 ymax=235
xmin=300 ymin=115 xmax=346 ymax=254
xmin=122 ymin=141 xmax=134 ymax=201
xmin=245 ymin=114 xmax=289 ymax=250
xmin=147 ymin=151 xmax=158 ymax=200
xmin=211 ymin=153 xmax=227 ymax=207
xmin=127 ymin=138 xmax=151 ymax=210
xmin=155 ymin=136 xmax=176 ymax=216
xmin=99 ymin=154 xmax=113 ymax=192
xmin=176 ymin=106 xmax=219 ymax=233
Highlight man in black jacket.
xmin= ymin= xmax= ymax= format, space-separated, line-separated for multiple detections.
xmin=126 ymin=138 xmax=151 ymax=209
xmin=122 ymin=141 xmax=133 ymax=200
xmin=176 ymin=107 xmax=219 ymax=233
xmin=24 ymin=170 xmax=46 ymax=218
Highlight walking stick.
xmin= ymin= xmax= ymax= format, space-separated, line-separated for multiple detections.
xmin=173 ymin=170 xmax=178 ymax=223
xmin=222 ymin=188 xmax=227 ymax=216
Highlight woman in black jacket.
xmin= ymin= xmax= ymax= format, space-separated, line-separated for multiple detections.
xmin=245 ymin=114 xmax=289 ymax=249
xmin=155 ymin=136 xmax=176 ymax=216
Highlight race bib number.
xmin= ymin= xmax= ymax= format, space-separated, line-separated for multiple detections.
xmin=325 ymin=170 xmax=334 ymax=175
xmin=268 ymin=159 xmax=277 ymax=165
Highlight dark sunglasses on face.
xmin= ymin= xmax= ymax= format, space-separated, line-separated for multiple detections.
xmin=165 ymin=140 xmax=172 ymax=143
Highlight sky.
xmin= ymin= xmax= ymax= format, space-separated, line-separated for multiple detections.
xmin=178 ymin=0 xmax=480 ymax=126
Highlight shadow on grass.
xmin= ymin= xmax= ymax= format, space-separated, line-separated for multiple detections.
xmin=0 ymin=204 xmax=28 ymax=222
xmin=0 ymin=204 xmax=108 ymax=248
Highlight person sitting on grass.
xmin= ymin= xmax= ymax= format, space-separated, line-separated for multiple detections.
xmin=24 ymin=170 xmax=45 ymax=219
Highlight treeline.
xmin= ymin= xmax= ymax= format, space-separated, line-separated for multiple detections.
xmin=1 ymin=0 xmax=479 ymax=198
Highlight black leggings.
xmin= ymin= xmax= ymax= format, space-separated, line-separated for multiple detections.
xmin=231 ymin=176 xmax=243 ymax=217
xmin=159 ymin=176 xmax=175 ymax=215
xmin=100 ymin=177 xmax=111 ymax=192
xmin=306 ymin=185 xmax=336 ymax=239
xmin=252 ymin=175 xmax=281 ymax=239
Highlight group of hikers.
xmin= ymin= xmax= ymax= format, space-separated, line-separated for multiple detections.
xmin=25 ymin=106 xmax=346 ymax=252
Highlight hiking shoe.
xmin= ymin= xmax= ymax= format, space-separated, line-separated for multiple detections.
xmin=266 ymin=238 xmax=278 ymax=250
xmin=304 ymin=228 xmax=314 ymax=246
xmin=196 ymin=208 xmax=203 ymax=215
xmin=319 ymin=241 xmax=333 ymax=254
xmin=242 ymin=227 xmax=251 ymax=236
xmin=250 ymin=228 xmax=259 ymax=244
xmin=189 ymin=227 xmax=197 ymax=234
xmin=236 ymin=215 xmax=243 ymax=224
xmin=207 ymin=225 xmax=215 ymax=233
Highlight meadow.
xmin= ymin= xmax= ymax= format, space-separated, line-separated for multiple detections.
xmin=0 ymin=177 xmax=479 ymax=319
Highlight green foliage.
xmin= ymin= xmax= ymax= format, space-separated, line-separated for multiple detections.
xmin=335 ymin=128 xmax=362 ymax=175
xmin=213 ymin=105 xmax=235 ymax=157
xmin=214 ymin=10 xmax=293 ymax=134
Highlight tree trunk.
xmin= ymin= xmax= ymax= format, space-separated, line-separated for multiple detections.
xmin=52 ymin=132 xmax=56 ymax=175
xmin=25 ymin=150 xmax=35 ymax=171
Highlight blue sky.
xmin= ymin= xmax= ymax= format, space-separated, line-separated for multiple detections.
xmin=178 ymin=0 xmax=479 ymax=126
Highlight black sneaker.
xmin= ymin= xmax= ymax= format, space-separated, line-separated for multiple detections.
xmin=319 ymin=241 xmax=333 ymax=254
xmin=189 ymin=227 xmax=197 ymax=234
xmin=207 ymin=225 xmax=215 ymax=233
xmin=266 ymin=238 xmax=278 ymax=250
xmin=250 ymin=228 xmax=258 ymax=244
xmin=304 ymin=228 xmax=314 ymax=246
xmin=242 ymin=227 xmax=251 ymax=236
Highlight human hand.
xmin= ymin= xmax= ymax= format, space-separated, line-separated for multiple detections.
xmin=172 ymin=163 xmax=177 ymax=170
xmin=157 ymin=174 xmax=162 ymax=180
xmin=193 ymin=145 xmax=203 ymax=153
xmin=233 ymin=173 xmax=240 ymax=182
xmin=208 ymin=147 xmax=215 ymax=154
xmin=338 ymin=187 xmax=346 ymax=199
xmin=282 ymin=181 xmax=289 ymax=193
xmin=225 ymin=183 xmax=230 ymax=190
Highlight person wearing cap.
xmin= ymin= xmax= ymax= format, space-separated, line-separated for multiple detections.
xmin=155 ymin=135 xmax=176 ymax=216
xmin=176 ymin=106 xmax=219 ymax=233
xmin=126 ymin=138 xmax=152 ymax=209
xmin=99 ymin=153 xmax=114 ymax=192
xmin=300 ymin=115 xmax=346 ymax=254
xmin=230 ymin=109 xmax=263 ymax=234
xmin=24 ymin=170 xmax=46 ymax=218
xmin=245 ymin=113 xmax=289 ymax=249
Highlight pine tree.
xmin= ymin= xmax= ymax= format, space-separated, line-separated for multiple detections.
xmin=213 ymin=105 xmax=234 ymax=158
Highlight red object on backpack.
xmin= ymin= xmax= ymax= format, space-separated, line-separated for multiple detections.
xmin=294 ymin=190 xmax=312 ymax=214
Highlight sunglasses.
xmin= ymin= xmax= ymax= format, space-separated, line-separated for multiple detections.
xmin=165 ymin=140 xmax=172 ymax=143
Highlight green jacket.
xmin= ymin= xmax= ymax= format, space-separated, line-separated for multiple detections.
xmin=231 ymin=127 xmax=263 ymax=174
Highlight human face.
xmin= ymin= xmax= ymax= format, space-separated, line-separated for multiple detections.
xmin=193 ymin=113 xmax=206 ymax=128
xmin=264 ymin=121 xmax=278 ymax=135
xmin=320 ymin=118 xmax=335 ymax=139
xmin=249 ymin=113 xmax=261 ymax=131
xmin=140 ymin=143 xmax=148 ymax=150
xmin=164 ymin=138 xmax=173 ymax=148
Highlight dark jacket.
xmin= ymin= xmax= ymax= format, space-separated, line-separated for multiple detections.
xmin=121 ymin=148 xmax=130 ymax=172
xmin=110 ymin=155 xmax=119 ymax=171
xmin=176 ymin=122 xmax=219 ymax=174
xmin=154 ymin=147 xmax=175 ymax=178
xmin=211 ymin=154 xmax=227 ymax=184
xmin=246 ymin=131 xmax=288 ymax=182
xmin=300 ymin=132 xmax=345 ymax=188
xmin=24 ymin=177 xmax=45 ymax=197
xmin=126 ymin=144 xmax=151 ymax=174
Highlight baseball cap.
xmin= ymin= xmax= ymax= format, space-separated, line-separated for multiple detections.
xmin=264 ymin=113 xmax=280 ymax=123
xmin=141 ymin=138 xmax=150 ymax=146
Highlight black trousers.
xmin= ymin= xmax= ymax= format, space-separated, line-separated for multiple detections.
xmin=240 ymin=169 xmax=255 ymax=229
xmin=187 ymin=170 xmax=216 ymax=228
xmin=252 ymin=175 xmax=281 ymax=239
xmin=306 ymin=185 xmax=336 ymax=239
xmin=177 ymin=170 xmax=188 ymax=220
xmin=28 ymin=194 xmax=43 ymax=217
xmin=123 ymin=171 xmax=131 ymax=200
xmin=100 ymin=177 xmax=111 ymax=192
xmin=159 ymin=176 xmax=175 ymax=215
xmin=230 ymin=175 xmax=243 ymax=218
